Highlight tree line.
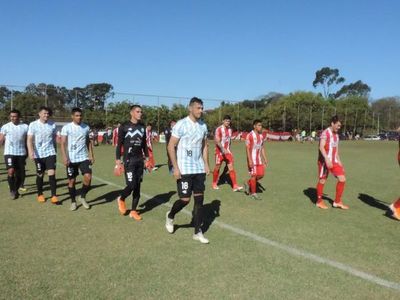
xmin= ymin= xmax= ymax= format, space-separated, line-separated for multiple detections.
xmin=0 ymin=67 xmax=399 ymax=134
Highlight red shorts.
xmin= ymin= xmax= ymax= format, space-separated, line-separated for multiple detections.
xmin=318 ymin=161 xmax=345 ymax=179
xmin=215 ymin=152 xmax=234 ymax=165
xmin=249 ymin=164 xmax=265 ymax=177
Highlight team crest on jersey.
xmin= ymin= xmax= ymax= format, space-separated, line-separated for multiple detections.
xmin=125 ymin=129 xmax=144 ymax=138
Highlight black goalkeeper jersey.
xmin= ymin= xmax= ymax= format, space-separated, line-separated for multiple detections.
xmin=115 ymin=121 xmax=148 ymax=162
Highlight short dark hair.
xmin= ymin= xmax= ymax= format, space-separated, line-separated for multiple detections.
xmin=71 ymin=107 xmax=82 ymax=114
xmin=253 ymin=119 xmax=262 ymax=126
xmin=10 ymin=109 xmax=21 ymax=117
xmin=147 ymin=123 xmax=152 ymax=127
xmin=223 ymin=115 xmax=231 ymax=120
xmin=331 ymin=115 xmax=340 ymax=124
xmin=130 ymin=104 xmax=142 ymax=111
xmin=189 ymin=97 xmax=203 ymax=106
xmin=169 ymin=120 xmax=176 ymax=126
xmin=39 ymin=106 xmax=52 ymax=116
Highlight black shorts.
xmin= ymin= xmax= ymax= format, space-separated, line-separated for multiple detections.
xmin=177 ymin=173 xmax=206 ymax=198
xmin=66 ymin=160 xmax=92 ymax=179
xmin=35 ymin=155 xmax=57 ymax=173
xmin=124 ymin=159 xmax=144 ymax=185
xmin=4 ymin=155 xmax=27 ymax=170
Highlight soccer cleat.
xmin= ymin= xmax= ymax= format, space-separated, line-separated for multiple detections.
xmin=316 ymin=200 xmax=328 ymax=209
xmin=51 ymin=196 xmax=59 ymax=204
xmin=117 ymin=196 xmax=127 ymax=215
xmin=10 ymin=191 xmax=18 ymax=200
xmin=212 ymin=184 xmax=219 ymax=190
xmin=165 ymin=211 xmax=174 ymax=233
xmin=70 ymin=202 xmax=77 ymax=211
xmin=79 ymin=197 xmax=90 ymax=209
xmin=333 ymin=201 xmax=349 ymax=210
xmin=250 ymin=193 xmax=261 ymax=200
xmin=18 ymin=186 xmax=27 ymax=193
xmin=389 ymin=204 xmax=400 ymax=220
xmin=233 ymin=185 xmax=243 ymax=192
xmin=129 ymin=210 xmax=142 ymax=221
xmin=243 ymin=183 xmax=249 ymax=195
xmin=37 ymin=195 xmax=46 ymax=203
xmin=192 ymin=232 xmax=209 ymax=244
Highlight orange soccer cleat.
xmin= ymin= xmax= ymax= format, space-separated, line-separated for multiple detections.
xmin=117 ymin=196 xmax=127 ymax=215
xmin=37 ymin=195 xmax=46 ymax=203
xmin=129 ymin=210 xmax=142 ymax=221
xmin=51 ymin=196 xmax=59 ymax=204
xmin=316 ymin=200 xmax=328 ymax=210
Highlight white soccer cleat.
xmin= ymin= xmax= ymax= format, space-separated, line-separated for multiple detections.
xmin=193 ymin=231 xmax=209 ymax=244
xmin=233 ymin=186 xmax=243 ymax=192
xmin=79 ymin=197 xmax=90 ymax=209
xmin=165 ymin=211 xmax=174 ymax=233
xmin=70 ymin=202 xmax=77 ymax=211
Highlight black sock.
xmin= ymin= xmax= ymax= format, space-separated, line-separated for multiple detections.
xmin=120 ymin=185 xmax=133 ymax=200
xmin=68 ymin=186 xmax=76 ymax=202
xmin=49 ymin=175 xmax=57 ymax=197
xmin=131 ymin=178 xmax=141 ymax=211
xmin=36 ymin=175 xmax=44 ymax=195
xmin=7 ymin=175 xmax=16 ymax=193
xmin=81 ymin=184 xmax=90 ymax=199
xmin=168 ymin=199 xmax=189 ymax=219
xmin=193 ymin=194 xmax=204 ymax=234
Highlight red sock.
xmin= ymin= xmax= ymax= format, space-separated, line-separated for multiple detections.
xmin=212 ymin=168 xmax=219 ymax=185
xmin=229 ymin=170 xmax=238 ymax=187
xmin=316 ymin=182 xmax=324 ymax=202
xmin=335 ymin=181 xmax=345 ymax=203
xmin=394 ymin=198 xmax=400 ymax=209
xmin=248 ymin=177 xmax=257 ymax=194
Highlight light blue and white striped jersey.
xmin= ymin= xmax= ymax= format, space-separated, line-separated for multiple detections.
xmin=172 ymin=116 xmax=208 ymax=175
xmin=27 ymin=120 xmax=57 ymax=158
xmin=0 ymin=122 xmax=28 ymax=156
xmin=60 ymin=122 xmax=90 ymax=163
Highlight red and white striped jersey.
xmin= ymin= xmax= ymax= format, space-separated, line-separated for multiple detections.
xmin=215 ymin=125 xmax=232 ymax=155
xmin=246 ymin=130 xmax=264 ymax=165
xmin=146 ymin=128 xmax=152 ymax=150
xmin=318 ymin=128 xmax=339 ymax=164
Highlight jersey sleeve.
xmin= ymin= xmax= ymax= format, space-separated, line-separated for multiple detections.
xmin=60 ymin=125 xmax=68 ymax=136
xmin=171 ymin=120 xmax=183 ymax=139
xmin=245 ymin=133 xmax=252 ymax=148
xmin=27 ymin=123 xmax=35 ymax=136
xmin=320 ymin=130 xmax=327 ymax=140
xmin=0 ymin=125 xmax=6 ymax=135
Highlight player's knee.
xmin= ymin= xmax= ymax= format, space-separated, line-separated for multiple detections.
xmin=319 ymin=179 xmax=326 ymax=185
xmin=181 ymin=198 xmax=190 ymax=203
xmin=47 ymin=169 xmax=55 ymax=176
xmin=338 ymin=176 xmax=346 ymax=183
xmin=84 ymin=173 xmax=92 ymax=181
xmin=7 ymin=168 xmax=15 ymax=176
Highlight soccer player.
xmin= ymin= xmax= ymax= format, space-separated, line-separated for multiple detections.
xmin=315 ymin=115 xmax=349 ymax=210
xmin=60 ymin=108 xmax=94 ymax=211
xmin=388 ymin=126 xmax=400 ymax=220
xmin=165 ymin=97 xmax=210 ymax=244
xmin=115 ymin=105 xmax=150 ymax=221
xmin=164 ymin=120 xmax=176 ymax=174
xmin=146 ymin=123 xmax=156 ymax=171
xmin=112 ymin=123 xmax=120 ymax=147
xmin=244 ymin=120 xmax=267 ymax=200
xmin=0 ymin=110 xmax=28 ymax=199
xmin=212 ymin=115 xmax=243 ymax=191
xmin=27 ymin=106 xmax=58 ymax=204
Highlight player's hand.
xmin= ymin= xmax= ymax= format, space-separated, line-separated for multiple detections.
xmin=145 ymin=160 xmax=153 ymax=172
xmin=248 ymin=162 xmax=254 ymax=169
xmin=89 ymin=157 xmax=95 ymax=165
xmin=263 ymin=160 xmax=268 ymax=167
xmin=205 ymin=164 xmax=210 ymax=176
xmin=326 ymin=159 xmax=333 ymax=169
xmin=29 ymin=152 xmax=34 ymax=160
xmin=115 ymin=159 xmax=122 ymax=166
xmin=63 ymin=157 xmax=70 ymax=166
xmin=173 ymin=168 xmax=181 ymax=180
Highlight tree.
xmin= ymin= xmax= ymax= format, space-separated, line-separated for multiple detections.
xmin=312 ymin=67 xmax=345 ymax=98
xmin=334 ymin=80 xmax=371 ymax=98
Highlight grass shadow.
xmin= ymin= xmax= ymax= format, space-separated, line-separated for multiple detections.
xmin=303 ymin=187 xmax=333 ymax=205
xmin=87 ymin=189 xmax=121 ymax=206
xmin=138 ymin=191 xmax=176 ymax=214
xmin=58 ymin=183 xmax=107 ymax=204
xmin=357 ymin=193 xmax=396 ymax=220
xmin=202 ymin=200 xmax=221 ymax=233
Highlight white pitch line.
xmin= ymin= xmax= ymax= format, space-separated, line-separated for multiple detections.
xmin=91 ymin=174 xmax=400 ymax=292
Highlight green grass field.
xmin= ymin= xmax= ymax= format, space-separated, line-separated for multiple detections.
xmin=0 ymin=141 xmax=399 ymax=299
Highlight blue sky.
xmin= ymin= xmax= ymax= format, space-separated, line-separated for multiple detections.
xmin=1 ymin=0 xmax=399 ymax=103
